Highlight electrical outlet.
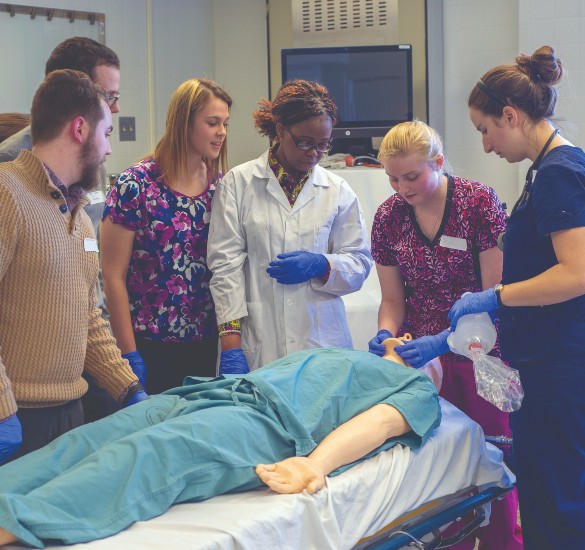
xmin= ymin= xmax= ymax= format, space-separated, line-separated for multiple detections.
xmin=119 ymin=117 xmax=136 ymax=141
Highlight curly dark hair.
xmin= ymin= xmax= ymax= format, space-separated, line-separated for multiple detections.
xmin=252 ymin=80 xmax=337 ymax=141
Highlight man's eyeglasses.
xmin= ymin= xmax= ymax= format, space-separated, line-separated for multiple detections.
xmin=105 ymin=92 xmax=120 ymax=107
xmin=285 ymin=127 xmax=333 ymax=154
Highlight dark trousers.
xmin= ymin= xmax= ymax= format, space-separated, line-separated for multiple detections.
xmin=82 ymin=304 xmax=120 ymax=424
xmin=13 ymin=398 xmax=84 ymax=460
xmin=82 ymin=372 xmax=121 ymax=423
xmin=136 ymin=335 xmax=219 ymax=394
xmin=512 ymin=362 xmax=585 ymax=549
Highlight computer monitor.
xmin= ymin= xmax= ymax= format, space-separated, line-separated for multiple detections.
xmin=281 ymin=44 xmax=413 ymax=153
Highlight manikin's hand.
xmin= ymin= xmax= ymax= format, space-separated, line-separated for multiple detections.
xmin=256 ymin=457 xmax=326 ymax=495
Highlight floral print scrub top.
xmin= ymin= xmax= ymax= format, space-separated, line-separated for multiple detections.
xmin=371 ymin=175 xmax=507 ymax=355
xmin=103 ymin=156 xmax=217 ymax=343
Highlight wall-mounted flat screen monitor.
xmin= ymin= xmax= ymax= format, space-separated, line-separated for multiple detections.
xmin=281 ymin=44 xmax=413 ymax=144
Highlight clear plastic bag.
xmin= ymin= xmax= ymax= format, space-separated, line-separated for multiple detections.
xmin=471 ymin=351 xmax=524 ymax=412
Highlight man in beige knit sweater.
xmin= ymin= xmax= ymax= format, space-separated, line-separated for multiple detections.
xmin=0 ymin=36 xmax=126 ymax=424
xmin=0 ymin=70 xmax=147 ymax=464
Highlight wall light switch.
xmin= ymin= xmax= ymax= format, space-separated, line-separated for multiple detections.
xmin=119 ymin=117 xmax=136 ymax=141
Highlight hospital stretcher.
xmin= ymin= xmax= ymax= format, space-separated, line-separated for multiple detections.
xmin=5 ymin=398 xmax=514 ymax=550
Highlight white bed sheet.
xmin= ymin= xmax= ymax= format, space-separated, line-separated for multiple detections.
xmin=8 ymin=398 xmax=514 ymax=550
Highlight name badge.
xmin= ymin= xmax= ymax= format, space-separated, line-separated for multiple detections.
xmin=87 ymin=191 xmax=106 ymax=205
xmin=84 ymin=238 xmax=99 ymax=252
xmin=203 ymin=211 xmax=211 ymax=224
xmin=439 ymin=235 xmax=467 ymax=251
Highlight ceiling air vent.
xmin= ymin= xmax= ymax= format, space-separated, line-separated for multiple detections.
xmin=292 ymin=0 xmax=398 ymax=46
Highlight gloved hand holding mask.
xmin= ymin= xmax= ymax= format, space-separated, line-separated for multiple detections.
xmin=395 ymin=329 xmax=450 ymax=369
xmin=449 ymin=289 xmax=498 ymax=330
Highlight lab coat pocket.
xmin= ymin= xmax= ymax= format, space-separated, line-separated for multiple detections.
xmin=308 ymin=299 xmax=352 ymax=348
xmin=241 ymin=301 xmax=263 ymax=357
xmin=313 ymin=226 xmax=331 ymax=253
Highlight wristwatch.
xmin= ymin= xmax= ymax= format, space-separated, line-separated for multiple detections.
xmin=494 ymin=283 xmax=504 ymax=307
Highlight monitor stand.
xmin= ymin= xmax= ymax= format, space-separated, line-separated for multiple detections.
xmin=330 ymin=137 xmax=377 ymax=157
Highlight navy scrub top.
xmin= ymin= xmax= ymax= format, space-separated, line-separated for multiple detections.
xmin=500 ymin=146 xmax=585 ymax=365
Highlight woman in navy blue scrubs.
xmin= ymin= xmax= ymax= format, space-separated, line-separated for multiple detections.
xmin=450 ymin=45 xmax=585 ymax=549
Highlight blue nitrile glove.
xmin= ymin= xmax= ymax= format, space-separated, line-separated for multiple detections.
xmin=0 ymin=414 xmax=22 ymax=464
xmin=220 ymin=348 xmax=250 ymax=375
xmin=448 ymin=289 xmax=498 ymax=331
xmin=368 ymin=329 xmax=394 ymax=357
xmin=395 ymin=329 xmax=450 ymax=369
xmin=124 ymin=390 xmax=149 ymax=408
xmin=266 ymin=251 xmax=328 ymax=285
xmin=122 ymin=350 xmax=148 ymax=387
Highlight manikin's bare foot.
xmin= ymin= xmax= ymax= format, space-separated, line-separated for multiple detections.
xmin=256 ymin=456 xmax=326 ymax=495
xmin=0 ymin=527 xmax=17 ymax=546
xmin=382 ymin=333 xmax=412 ymax=366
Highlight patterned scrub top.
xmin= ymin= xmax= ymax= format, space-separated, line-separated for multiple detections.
xmin=103 ymin=156 xmax=217 ymax=343
xmin=371 ymin=175 xmax=507 ymax=354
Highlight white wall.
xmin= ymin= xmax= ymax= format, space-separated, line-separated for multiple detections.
xmin=0 ymin=0 xmax=147 ymax=174
xmin=5 ymin=0 xmax=585 ymax=200
xmin=441 ymin=0 xmax=585 ymax=211
xmin=0 ymin=0 xmax=268 ymax=175
xmin=212 ymin=0 xmax=270 ymax=167
xmin=441 ymin=0 xmax=521 ymax=210
xmin=150 ymin=0 xmax=215 ymax=146
xmin=518 ymin=0 xmax=584 ymax=147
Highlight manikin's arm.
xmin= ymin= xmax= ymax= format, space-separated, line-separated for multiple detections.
xmin=0 ymin=528 xmax=16 ymax=546
xmin=256 ymin=402 xmax=410 ymax=495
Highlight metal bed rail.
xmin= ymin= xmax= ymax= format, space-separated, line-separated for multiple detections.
xmin=357 ymin=484 xmax=514 ymax=550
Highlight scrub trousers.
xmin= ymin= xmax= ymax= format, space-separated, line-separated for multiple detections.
xmin=440 ymin=357 xmax=522 ymax=550
xmin=0 ymin=380 xmax=296 ymax=548
xmin=136 ymin=334 xmax=219 ymax=393
xmin=512 ymin=362 xmax=585 ymax=550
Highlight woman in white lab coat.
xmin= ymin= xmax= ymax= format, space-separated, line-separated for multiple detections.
xmin=208 ymin=80 xmax=372 ymax=373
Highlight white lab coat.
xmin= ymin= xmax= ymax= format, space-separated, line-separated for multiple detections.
xmin=208 ymin=150 xmax=373 ymax=370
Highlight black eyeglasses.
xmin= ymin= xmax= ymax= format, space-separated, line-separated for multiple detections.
xmin=285 ymin=127 xmax=333 ymax=154
xmin=105 ymin=92 xmax=120 ymax=107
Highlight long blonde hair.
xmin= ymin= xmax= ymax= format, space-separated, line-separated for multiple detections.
xmin=155 ymin=78 xmax=232 ymax=183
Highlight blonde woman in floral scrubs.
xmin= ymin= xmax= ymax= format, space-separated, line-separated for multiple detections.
xmin=369 ymin=121 xmax=522 ymax=550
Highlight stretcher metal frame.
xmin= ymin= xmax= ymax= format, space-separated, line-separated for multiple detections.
xmin=355 ymin=483 xmax=514 ymax=550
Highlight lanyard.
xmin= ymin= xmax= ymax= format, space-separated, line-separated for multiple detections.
xmin=511 ymin=128 xmax=559 ymax=215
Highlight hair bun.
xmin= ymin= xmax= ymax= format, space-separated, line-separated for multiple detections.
xmin=516 ymin=45 xmax=562 ymax=85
